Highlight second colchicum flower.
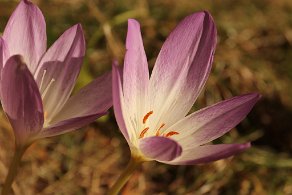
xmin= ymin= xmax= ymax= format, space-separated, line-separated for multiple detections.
xmin=111 ymin=11 xmax=260 ymax=193
xmin=0 ymin=1 xmax=112 ymax=194
xmin=0 ymin=0 xmax=112 ymax=147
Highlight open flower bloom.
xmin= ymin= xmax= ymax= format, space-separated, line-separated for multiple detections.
xmin=0 ymin=0 xmax=112 ymax=146
xmin=112 ymin=12 xmax=260 ymax=165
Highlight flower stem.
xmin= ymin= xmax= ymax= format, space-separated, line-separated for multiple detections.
xmin=108 ymin=156 xmax=143 ymax=195
xmin=1 ymin=145 xmax=28 ymax=195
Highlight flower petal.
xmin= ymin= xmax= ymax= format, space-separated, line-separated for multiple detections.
xmin=0 ymin=55 xmax=44 ymax=145
xmin=148 ymin=11 xmax=216 ymax=131
xmin=0 ymin=38 xmax=9 ymax=93
xmin=166 ymin=143 xmax=250 ymax=165
xmin=49 ymin=71 xmax=112 ymax=124
xmin=3 ymin=0 xmax=46 ymax=73
xmin=112 ymin=62 xmax=131 ymax=142
xmin=139 ymin=136 xmax=182 ymax=161
xmin=39 ymin=113 xmax=106 ymax=138
xmin=0 ymin=37 xmax=9 ymax=69
xmin=169 ymin=93 xmax=260 ymax=148
xmin=123 ymin=19 xmax=149 ymax=134
xmin=34 ymin=24 xmax=85 ymax=124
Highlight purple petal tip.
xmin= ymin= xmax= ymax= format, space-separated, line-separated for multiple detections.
xmin=246 ymin=92 xmax=262 ymax=102
xmin=112 ymin=59 xmax=119 ymax=67
xmin=76 ymin=23 xmax=82 ymax=29
xmin=22 ymin=0 xmax=32 ymax=5
xmin=202 ymin=10 xmax=212 ymax=17
xmin=255 ymin=93 xmax=262 ymax=100
xmin=243 ymin=142 xmax=251 ymax=149
xmin=72 ymin=23 xmax=84 ymax=35
xmin=128 ymin=19 xmax=140 ymax=26
xmin=234 ymin=142 xmax=252 ymax=152
xmin=187 ymin=10 xmax=214 ymax=22
xmin=8 ymin=55 xmax=26 ymax=70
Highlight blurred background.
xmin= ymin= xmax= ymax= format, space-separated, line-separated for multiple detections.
xmin=0 ymin=0 xmax=292 ymax=194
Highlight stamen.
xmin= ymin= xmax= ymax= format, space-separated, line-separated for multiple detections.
xmin=165 ymin=131 xmax=179 ymax=137
xmin=39 ymin=69 xmax=47 ymax=90
xmin=143 ymin=111 xmax=153 ymax=124
xmin=155 ymin=123 xmax=165 ymax=136
xmin=42 ymin=78 xmax=55 ymax=99
xmin=44 ymin=111 xmax=48 ymax=120
xmin=139 ymin=127 xmax=149 ymax=139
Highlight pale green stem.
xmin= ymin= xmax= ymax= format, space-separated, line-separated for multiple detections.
xmin=107 ymin=156 xmax=143 ymax=195
xmin=1 ymin=144 xmax=29 ymax=195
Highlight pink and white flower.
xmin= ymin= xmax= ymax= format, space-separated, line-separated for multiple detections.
xmin=0 ymin=0 xmax=112 ymax=146
xmin=112 ymin=11 xmax=260 ymax=164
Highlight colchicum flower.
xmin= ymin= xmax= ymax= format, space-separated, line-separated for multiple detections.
xmin=112 ymin=12 xmax=260 ymax=165
xmin=0 ymin=0 xmax=112 ymax=146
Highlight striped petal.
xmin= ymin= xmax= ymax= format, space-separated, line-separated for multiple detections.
xmin=148 ymin=11 xmax=216 ymax=132
xmin=123 ymin=19 xmax=149 ymax=134
xmin=50 ymin=71 xmax=112 ymax=124
xmin=3 ymin=0 xmax=46 ymax=73
xmin=0 ymin=55 xmax=44 ymax=145
xmin=169 ymin=93 xmax=260 ymax=148
xmin=40 ymin=113 xmax=106 ymax=138
xmin=0 ymin=37 xmax=9 ymax=69
xmin=0 ymin=38 xmax=9 ymax=96
xmin=34 ymin=24 xmax=85 ymax=124
xmin=166 ymin=143 xmax=250 ymax=165
xmin=139 ymin=136 xmax=182 ymax=161
xmin=112 ymin=62 xmax=131 ymax=142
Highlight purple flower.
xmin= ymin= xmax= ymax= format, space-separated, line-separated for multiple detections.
xmin=0 ymin=0 xmax=112 ymax=146
xmin=112 ymin=12 xmax=260 ymax=164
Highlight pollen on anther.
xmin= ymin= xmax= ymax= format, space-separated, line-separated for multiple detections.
xmin=165 ymin=131 xmax=179 ymax=137
xmin=156 ymin=123 xmax=165 ymax=136
xmin=139 ymin=127 xmax=149 ymax=139
xmin=143 ymin=111 xmax=153 ymax=124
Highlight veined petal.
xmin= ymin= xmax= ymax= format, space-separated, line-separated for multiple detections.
xmin=148 ymin=11 xmax=216 ymax=131
xmin=50 ymin=71 xmax=112 ymax=124
xmin=39 ymin=113 xmax=106 ymax=138
xmin=139 ymin=136 xmax=182 ymax=161
xmin=0 ymin=37 xmax=9 ymax=69
xmin=0 ymin=55 xmax=44 ymax=145
xmin=0 ymin=38 xmax=9 ymax=95
xmin=123 ymin=19 xmax=149 ymax=134
xmin=169 ymin=93 xmax=260 ymax=148
xmin=112 ymin=62 xmax=131 ymax=142
xmin=166 ymin=143 xmax=250 ymax=165
xmin=3 ymin=0 xmax=46 ymax=73
xmin=34 ymin=24 xmax=85 ymax=124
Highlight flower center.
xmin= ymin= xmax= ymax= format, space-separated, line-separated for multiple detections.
xmin=139 ymin=111 xmax=179 ymax=139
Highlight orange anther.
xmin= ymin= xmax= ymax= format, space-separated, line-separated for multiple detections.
xmin=143 ymin=111 xmax=153 ymax=124
xmin=139 ymin=127 xmax=149 ymax=139
xmin=165 ymin=131 xmax=179 ymax=137
xmin=155 ymin=123 xmax=165 ymax=136
xmin=44 ymin=111 xmax=48 ymax=119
